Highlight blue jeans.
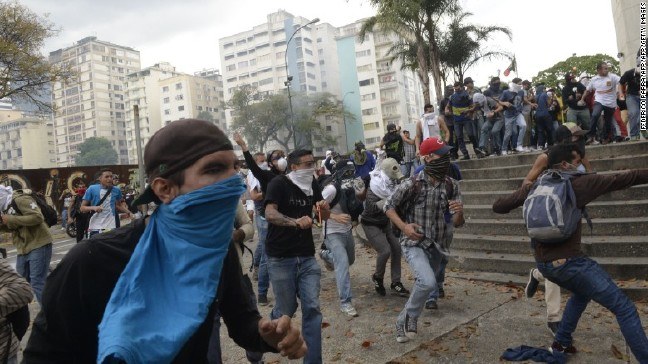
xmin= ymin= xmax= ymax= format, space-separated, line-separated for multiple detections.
xmin=537 ymin=257 xmax=648 ymax=362
xmin=503 ymin=113 xmax=526 ymax=150
xmin=321 ymin=230 xmax=355 ymax=305
xmin=480 ymin=118 xmax=504 ymax=152
xmin=61 ymin=208 xmax=68 ymax=228
xmin=626 ymin=94 xmax=640 ymax=137
xmin=16 ymin=243 xmax=52 ymax=304
xmin=401 ymin=160 xmax=417 ymax=178
xmin=254 ymin=216 xmax=270 ymax=296
xmin=427 ymin=254 xmax=448 ymax=302
xmin=268 ymin=256 xmax=322 ymax=364
xmin=534 ymin=114 xmax=554 ymax=148
xmin=588 ymin=102 xmax=617 ymax=141
xmin=398 ymin=245 xmax=438 ymax=324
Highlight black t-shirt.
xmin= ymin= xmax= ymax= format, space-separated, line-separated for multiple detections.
xmin=264 ymin=175 xmax=323 ymax=258
xmin=620 ymin=69 xmax=640 ymax=96
xmin=561 ymin=81 xmax=587 ymax=110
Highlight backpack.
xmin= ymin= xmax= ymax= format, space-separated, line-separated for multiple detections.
xmin=330 ymin=179 xmax=364 ymax=222
xmin=522 ymin=170 xmax=592 ymax=244
xmin=11 ymin=192 xmax=58 ymax=227
xmin=69 ymin=194 xmax=85 ymax=219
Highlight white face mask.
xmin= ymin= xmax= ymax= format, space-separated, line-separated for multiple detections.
xmin=258 ymin=163 xmax=269 ymax=171
xmin=288 ymin=168 xmax=315 ymax=196
xmin=509 ymin=83 xmax=522 ymax=92
xmin=0 ymin=186 xmax=13 ymax=211
xmin=275 ymin=157 xmax=288 ymax=172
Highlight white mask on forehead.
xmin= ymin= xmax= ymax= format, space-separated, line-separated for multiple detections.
xmin=0 ymin=186 xmax=13 ymax=211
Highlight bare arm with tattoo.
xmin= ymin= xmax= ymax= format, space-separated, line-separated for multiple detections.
xmin=265 ymin=203 xmax=312 ymax=229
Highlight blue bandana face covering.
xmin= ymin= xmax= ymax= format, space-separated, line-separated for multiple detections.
xmin=98 ymin=174 xmax=246 ymax=363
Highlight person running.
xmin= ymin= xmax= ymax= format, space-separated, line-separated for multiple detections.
xmin=24 ymin=119 xmax=307 ymax=363
xmin=493 ymin=144 xmax=648 ymax=361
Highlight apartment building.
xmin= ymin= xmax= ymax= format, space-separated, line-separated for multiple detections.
xmin=158 ymin=73 xmax=226 ymax=129
xmin=49 ymin=36 xmax=141 ymax=166
xmin=0 ymin=114 xmax=56 ymax=169
xmin=124 ymin=62 xmax=181 ymax=164
xmin=336 ymin=21 xmax=426 ymax=150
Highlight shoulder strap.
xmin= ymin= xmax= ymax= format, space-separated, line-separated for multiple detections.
xmin=96 ymin=186 xmax=113 ymax=207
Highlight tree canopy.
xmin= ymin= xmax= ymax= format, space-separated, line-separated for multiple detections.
xmin=74 ymin=137 xmax=118 ymax=166
xmin=227 ymin=85 xmax=352 ymax=152
xmin=532 ymin=54 xmax=620 ymax=90
xmin=0 ymin=1 xmax=72 ymax=111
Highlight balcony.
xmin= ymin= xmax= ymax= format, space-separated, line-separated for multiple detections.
xmin=379 ymin=81 xmax=397 ymax=90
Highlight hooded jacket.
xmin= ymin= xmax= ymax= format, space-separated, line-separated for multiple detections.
xmin=0 ymin=190 xmax=52 ymax=255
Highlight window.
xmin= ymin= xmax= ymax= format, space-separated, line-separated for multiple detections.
xmin=226 ymin=64 xmax=236 ymax=71
xmin=361 ymin=93 xmax=376 ymax=101
xmin=178 ymin=105 xmax=185 ymax=111
xmin=362 ymin=107 xmax=377 ymax=116
xmin=359 ymin=78 xmax=375 ymax=87
xmin=175 ymin=94 xmax=184 ymax=101
xmin=357 ymin=64 xmax=373 ymax=73
xmin=326 ymin=126 xmax=332 ymax=131
xmin=304 ymin=49 xmax=313 ymax=56
xmin=356 ymin=50 xmax=371 ymax=57
xmin=224 ymin=54 xmax=235 ymax=60
xmin=238 ymin=61 xmax=248 ymax=68
xmin=175 ymin=83 xmax=182 ymax=90
xmin=363 ymin=122 xmax=380 ymax=131
xmin=258 ymin=78 xmax=273 ymax=86
xmin=249 ymin=59 xmax=257 ymax=66
xmin=163 ymin=97 xmax=170 ymax=103
xmin=164 ymin=109 xmax=170 ymax=115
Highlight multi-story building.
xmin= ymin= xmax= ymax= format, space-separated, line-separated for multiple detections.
xmin=0 ymin=113 xmax=56 ymax=169
xmin=49 ymin=36 xmax=141 ymax=166
xmin=612 ymin=0 xmax=641 ymax=72
xmin=124 ymin=62 xmax=181 ymax=164
xmin=158 ymin=73 xmax=226 ymax=129
xmin=336 ymin=20 xmax=426 ymax=150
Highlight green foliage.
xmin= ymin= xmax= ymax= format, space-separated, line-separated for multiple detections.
xmin=196 ymin=110 xmax=214 ymax=122
xmin=228 ymin=85 xmax=352 ymax=152
xmin=0 ymin=1 xmax=73 ymax=111
xmin=532 ymin=54 xmax=620 ymax=89
xmin=438 ymin=11 xmax=512 ymax=84
xmin=74 ymin=137 xmax=118 ymax=166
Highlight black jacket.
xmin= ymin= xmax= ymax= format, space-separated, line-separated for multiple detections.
xmin=23 ymin=218 xmax=275 ymax=363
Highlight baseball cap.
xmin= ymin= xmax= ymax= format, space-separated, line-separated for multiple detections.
xmin=419 ymin=137 xmax=452 ymax=156
xmin=563 ymin=122 xmax=588 ymax=136
xmin=463 ymin=77 xmax=474 ymax=85
xmin=133 ymin=119 xmax=233 ymax=205
xmin=381 ymin=158 xmax=404 ymax=180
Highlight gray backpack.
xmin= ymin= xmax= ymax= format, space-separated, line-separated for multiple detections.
xmin=522 ymin=170 xmax=591 ymax=244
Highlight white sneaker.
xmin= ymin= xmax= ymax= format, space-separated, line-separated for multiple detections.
xmin=341 ymin=302 xmax=358 ymax=317
xmin=501 ymin=150 xmax=508 ymax=156
xmin=515 ymin=146 xmax=526 ymax=153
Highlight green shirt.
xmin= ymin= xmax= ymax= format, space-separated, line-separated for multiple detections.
xmin=0 ymin=191 xmax=52 ymax=255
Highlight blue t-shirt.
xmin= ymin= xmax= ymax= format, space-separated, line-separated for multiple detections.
xmin=500 ymin=90 xmax=524 ymax=118
xmin=449 ymin=90 xmax=472 ymax=123
xmin=535 ymin=92 xmax=550 ymax=117
xmin=351 ymin=151 xmax=376 ymax=178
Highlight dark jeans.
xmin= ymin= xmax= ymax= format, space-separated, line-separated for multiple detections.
xmin=453 ymin=121 xmax=478 ymax=157
xmin=534 ymin=114 xmax=554 ymax=148
xmin=537 ymin=257 xmax=648 ymax=362
xmin=588 ymin=102 xmax=616 ymax=141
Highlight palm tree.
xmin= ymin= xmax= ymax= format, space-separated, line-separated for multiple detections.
xmin=438 ymin=11 xmax=513 ymax=84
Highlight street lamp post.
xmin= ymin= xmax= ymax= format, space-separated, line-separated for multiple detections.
xmin=284 ymin=17 xmax=319 ymax=151
xmin=342 ymin=91 xmax=354 ymax=154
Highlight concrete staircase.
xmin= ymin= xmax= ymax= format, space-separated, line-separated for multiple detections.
xmin=449 ymin=141 xmax=648 ymax=299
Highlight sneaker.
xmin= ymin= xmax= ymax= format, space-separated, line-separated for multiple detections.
xmin=515 ymin=146 xmax=526 ymax=153
xmin=591 ymin=139 xmax=600 ymax=145
xmin=60 ymin=227 xmax=66 ymax=230
xmin=395 ymin=321 xmax=409 ymax=343
xmin=623 ymin=136 xmax=631 ymax=142
xmin=372 ymin=274 xmax=386 ymax=296
xmin=438 ymin=286 xmax=445 ymax=298
xmin=547 ymin=321 xmax=560 ymax=336
xmin=341 ymin=302 xmax=358 ymax=317
xmin=460 ymin=155 xmax=471 ymax=160
xmin=525 ymin=269 xmax=539 ymax=298
xmin=425 ymin=299 xmax=438 ymax=310
xmin=501 ymin=150 xmax=508 ymax=156
xmin=549 ymin=341 xmax=577 ymax=354
xmin=475 ymin=148 xmax=486 ymax=158
xmin=391 ymin=282 xmax=410 ymax=297
xmin=258 ymin=294 xmax=268 ymax=306
xmin=404 ymin=314 xmax=418 ymax=337
xmin=319 ymin=250 xmax=334 ymax=271
xmin=252 ymin=265 xmax=259 ymax=281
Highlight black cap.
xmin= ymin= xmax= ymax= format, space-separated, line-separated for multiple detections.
xmin=133 ymin=119 xmax=233 ymax=205
xmin=463 ymin=77 xmax=474 ymax=85
xmin=387 ymin=123 xmax=397 ymax=131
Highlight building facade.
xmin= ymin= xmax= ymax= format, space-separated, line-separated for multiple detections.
xmin=0 ymin=114 xmax=56 ymax=170
xmin=158 ymin=73 xmax=226 ymax=129
xmin=124 ymin=62 xmax=181 ymax=164
xmin=49 ymin=36 xmax=141 ymax=166
xmin=611 ymin=0 xmax=641 ymax=72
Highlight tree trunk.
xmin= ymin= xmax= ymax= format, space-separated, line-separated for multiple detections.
xmin=415 ymin=34 xmax=431 ymax=105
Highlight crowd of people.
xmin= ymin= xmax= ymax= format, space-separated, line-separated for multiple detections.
xmin=0 ymin=58 xmax=645 ymax=364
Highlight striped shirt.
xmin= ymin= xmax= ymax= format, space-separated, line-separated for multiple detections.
xmin=0 ymin=260 xmax=33 ymax=360
xmin=384 ymin=172 xmax=461 ymax=250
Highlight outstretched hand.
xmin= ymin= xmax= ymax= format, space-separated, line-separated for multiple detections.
xmin=233 ymin=132 xmax=248 ymax=152
xmin=259 ymin=315 xmax=307 ymax=360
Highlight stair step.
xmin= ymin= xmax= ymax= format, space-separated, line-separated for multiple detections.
xmin=461 ymin=154 xmax=648 ymax=179
xmin=455 ymin=140 xmax=648 ymax=170
xmin=463 ymin=199 xmax=648 ymax=219
xmin=445 ymin=271 xmax=648 ymax=300
xmin=448 ymin=250 xmax=648 ymax=280
xmin=462 ymin=217 xmax=648 ymax=236
xmin=461 ymin=184 xmax=648 ymax=205
xmin=451 ymin=234 xmax=648 ymax=257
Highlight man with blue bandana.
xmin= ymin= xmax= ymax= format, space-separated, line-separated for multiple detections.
xmin=24 ymin=119 xmax=307 ymax=363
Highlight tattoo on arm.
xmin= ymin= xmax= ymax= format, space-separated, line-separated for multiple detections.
xmin=265 ymin=204 xmax=298 ymax=227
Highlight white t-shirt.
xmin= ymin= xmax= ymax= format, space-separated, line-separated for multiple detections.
xmin=88 ymin=188 xmax=116 ymax=230
xmin=420 ymin=112 xmax=441 ymax=140
xmin=587 ymin=73 xmax=621 ymax=108
xmin=323 ymin=184 xmax=352 ymax=235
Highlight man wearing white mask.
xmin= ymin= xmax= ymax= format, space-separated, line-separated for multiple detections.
xmin=265 ymin=149 xmax=331 ymax=364
xmin=415 ymin=104 xmax=451 ymax=153
xmin=0 ymin=185 xmax=52 ymax=304
xmin=235 ymin=133 xmax=287 ymax=306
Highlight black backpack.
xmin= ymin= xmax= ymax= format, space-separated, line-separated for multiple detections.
xmin=324 ymin=163 xmax=364 ymax=222
xmin=11 ymin=192 xmax=58 ymax=227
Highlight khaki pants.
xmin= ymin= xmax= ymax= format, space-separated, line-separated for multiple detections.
xmin=532 ymin=268 xmax=562 ymax=322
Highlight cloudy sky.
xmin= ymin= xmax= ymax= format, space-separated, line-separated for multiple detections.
xmin=22 ymin=0 xmax=621 ymax=87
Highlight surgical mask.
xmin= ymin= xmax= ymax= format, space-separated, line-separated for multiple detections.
xmin=274 ymin=157 xmax=287 ymax=172
xmin=424 ymin=154 xmax=451 ymax=181
xmin=547 ymin=91 xmax=554 ymax=98
xmin=258 ymin=163 xmax=269 ymax=171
